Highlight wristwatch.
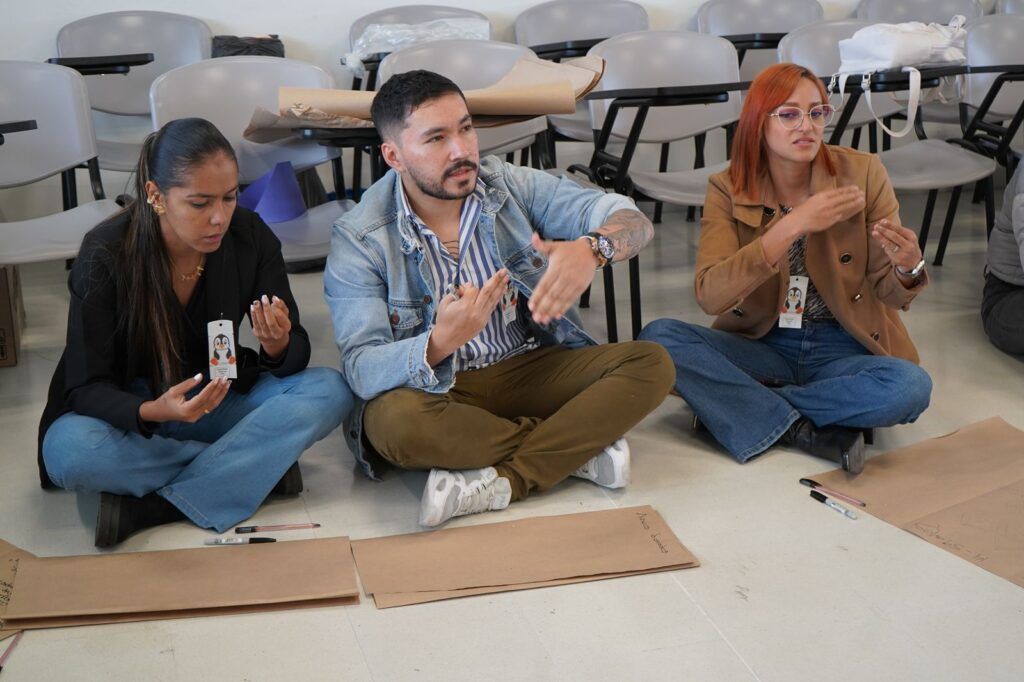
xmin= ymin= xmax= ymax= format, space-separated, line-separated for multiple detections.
xmin=895 ymin=258 xmax=926 ymax=279
xmin=580 ymin=232 xmax=615 ymax=268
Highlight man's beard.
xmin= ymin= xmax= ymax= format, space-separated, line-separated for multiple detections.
xmin=408 ymin=160 xmax=479 ymax=200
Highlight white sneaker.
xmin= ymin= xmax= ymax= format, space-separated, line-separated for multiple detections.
xmin=572 ymin=438 xmax=631 ymax=489
xmin=418 ymin=466 xmax=512 ymax=528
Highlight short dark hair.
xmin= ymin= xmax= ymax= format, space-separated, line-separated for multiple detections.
xmin=371 ymin=70 xmax=466 ymax=143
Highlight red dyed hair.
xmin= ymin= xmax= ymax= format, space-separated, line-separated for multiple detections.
xmin=729 ymin=62 xmax=837 ymax=202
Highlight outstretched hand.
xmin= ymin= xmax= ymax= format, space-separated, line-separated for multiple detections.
xmin=527 ymin=233 xmax=598 ymax=325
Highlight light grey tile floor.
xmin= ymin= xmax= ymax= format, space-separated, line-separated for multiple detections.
xmin=1 ymin=183 xmax=1023 ymax=681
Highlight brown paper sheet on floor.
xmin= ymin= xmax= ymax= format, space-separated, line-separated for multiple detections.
xmin=1 ymin=537 xmax=359 ymax=630
xmin=352 ymin=505 xmax=700 ymax=609
xmin=244 ymin=55 xmax=604 ymax=142
xmin=812 ymin=417 xmax=1024 ymax=587
xmin=0 ymin=540 xmax=35 ymax=642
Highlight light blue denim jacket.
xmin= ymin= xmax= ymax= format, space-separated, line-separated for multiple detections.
xmin=324 ymin=156 xmax=639 ymax=478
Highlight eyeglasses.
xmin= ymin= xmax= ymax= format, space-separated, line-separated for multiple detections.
xmin=768 ymin=105 xmax=836 ymax=129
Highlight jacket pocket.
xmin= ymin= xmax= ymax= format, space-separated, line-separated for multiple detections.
xmin=506 ymin=245 xmax=546 ymax=280
xmin=386 ymin=300 xmax=424 ymax=331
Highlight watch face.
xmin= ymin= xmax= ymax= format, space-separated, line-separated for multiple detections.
xmin=597 ymin=235 xmax=616 ymax=260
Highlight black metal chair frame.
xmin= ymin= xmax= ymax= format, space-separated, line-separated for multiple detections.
xmin=573 ymin=80 xmax=750 ymax=342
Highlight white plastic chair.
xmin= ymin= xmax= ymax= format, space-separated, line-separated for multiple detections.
xmin=0 ymin=61 xmax=121 ymax=265
xmin=56 ymin=11 xmax=212 ymax=172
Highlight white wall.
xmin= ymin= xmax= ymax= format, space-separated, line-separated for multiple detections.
xmin=1 ymin=0 xmax=863 ymax=220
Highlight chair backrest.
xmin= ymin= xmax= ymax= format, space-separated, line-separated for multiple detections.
xmin=0 ymin=61 xmax=98 ymax=188
xmin=695 ymin=0 xmax=823 ymax=35
xmin=963 ymin=14 xmax=1024 ymax=116
xmin=855 ymin=0 xmax=984 ymax=23
xmin=996 ymin=0 xmax=1024 ymax=13
xmin=513 ymin=0 xmax=649 ymax=48
xmin=348 ymin=5 xmax=491 ymax=50
xmin=587 ymin=30 xmax=742 ymax=144
xmin=57 ymin=11 xmax=211 ymax=116
xmin=378 ymin=39 xmax=532 ymax=91
xmin=150 ymin=56 xmax=339 ymax=185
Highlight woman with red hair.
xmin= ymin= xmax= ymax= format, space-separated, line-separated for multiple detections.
xmin=639 ymin=63 xmax=932 ymax=472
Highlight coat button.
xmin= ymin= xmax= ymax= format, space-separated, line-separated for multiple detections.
xmin=389 ymin=312 xmax=400 ymax=325
xmin=531 ymin=257 xmax=543 ymax=268
xmin=852 ymin=293 xmax=863 ymax=302
xmin=871 ymin=331 xmax=880 ymax=341
xmin=840 ymin=253 xmax=853 ymax=264
xmin=732 ymin=307 xmax=744 ymax=317
xmin=349 ymin=430 xmax=357 ymax=439
xmin=423 ymin=295 xmax=432 ymax=304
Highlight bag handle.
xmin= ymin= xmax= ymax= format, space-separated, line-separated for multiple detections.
xmin=832 ymin=67 xmax=921 ymax=139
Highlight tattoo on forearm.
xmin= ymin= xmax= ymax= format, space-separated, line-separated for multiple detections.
xmin=598 ymin=209 xmax=654 ymax=261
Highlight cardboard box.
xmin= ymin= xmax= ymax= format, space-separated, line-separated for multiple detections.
xmin=0 ymin=265 xmax=25 ymax=368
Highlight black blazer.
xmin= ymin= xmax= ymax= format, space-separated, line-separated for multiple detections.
xmin=37 ymin=207 xmax=311 ymax=488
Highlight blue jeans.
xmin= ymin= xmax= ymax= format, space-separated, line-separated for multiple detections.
xmin=638 ymin=319 xmax=932 ymax=463
xmin=43 ymin=367 xmax=353 ymax=532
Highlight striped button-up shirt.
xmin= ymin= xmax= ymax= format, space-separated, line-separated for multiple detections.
xmin=400 ymin=180 xmax=538 ymax=373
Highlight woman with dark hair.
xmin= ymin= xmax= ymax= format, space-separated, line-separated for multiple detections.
xmin=38 ymin=117 xmax=352 ymax=546
xmin=639 ymin=63 xmax=933 ymax=472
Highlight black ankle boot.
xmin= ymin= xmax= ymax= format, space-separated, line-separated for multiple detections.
xmin=94 ymin=492 xmax=186 ymax=547
xmin=781 ymin=418 xmax=865 ymax=474
xmin=271 ymin=462 xmax=303 ymax=496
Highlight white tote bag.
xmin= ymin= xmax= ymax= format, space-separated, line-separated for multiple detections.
xmin=830 ymin=16 xmax=967 ymax=138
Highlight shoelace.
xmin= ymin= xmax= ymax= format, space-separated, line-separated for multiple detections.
xmin=454 ymin=475 xmax=496 ymax=515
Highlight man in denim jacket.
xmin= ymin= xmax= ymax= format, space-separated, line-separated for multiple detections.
xmin=324 ymin=71 xmax=673 ymax=527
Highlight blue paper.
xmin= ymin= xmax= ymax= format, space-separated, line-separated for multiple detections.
xmin=238 ymin=161 xmax=306 ymax=223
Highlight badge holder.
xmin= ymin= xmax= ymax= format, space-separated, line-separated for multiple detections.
xmin=208 ymin=319 xmax=238 ymax=380
xmin=779 ymin=276 xmax=809 ymax=329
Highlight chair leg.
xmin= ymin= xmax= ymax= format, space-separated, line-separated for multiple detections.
xmin=505 ymin=152 xmax=514 ymax=164
xmin=863 ymin=428 xmax=874 ymax=445
xmin=868 ymin=122 xmax=878 ymax=154
xmin=580 ymin=284 xmax=591 ymax=309
xmin=686 ymin=206 xmax=696 ymax=222
xmin=331 ymin=156 xmax=345 ymax=199
xmin=851 ymin=127 xmax=862 ymax=150
xmin=917 ymin=189 xmax=938 ymax=253
xmin=519 ymin=147 xmax=529 ymax=167
xmin=932 ymin=185 xmax=963 ymax=266
xmin=352 ymin=151 xmax=364 ymax=202
xmin=628 ymin=255 xmax=642 ymax=340
xmin=653 ymin=142 xmax=670 ymax=224
xmin=971 ymin=180 xmax=984 ymax=205
xmin=603 ymin=266 xmax=618 ymax=343
xmin=984 ymin=175 xmax=995 ymax=239
xmin=882 ymin=118 xmax=892 ymax=151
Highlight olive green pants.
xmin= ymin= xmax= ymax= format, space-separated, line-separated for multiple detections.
xmin=363 ymin=341 xmax=674 ymax=500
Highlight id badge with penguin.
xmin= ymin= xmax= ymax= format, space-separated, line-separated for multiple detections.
xmin=779 ymin=276 xmax=808 ymax=329
xmin=500 ymin=281 xmax=518 ymax=327
xmin=207 ymin=319 xmax=238 ymax=379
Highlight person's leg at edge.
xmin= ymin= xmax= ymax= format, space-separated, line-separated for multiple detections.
xmin=638 ymin=318 xmax=800 ymax=462
xmin=982 ymin=272 xmax=1024 ymax=357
